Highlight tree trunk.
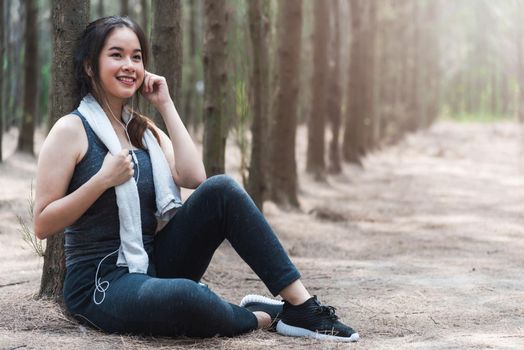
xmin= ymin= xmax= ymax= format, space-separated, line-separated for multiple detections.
xmin=365 ymin=0 xmax=377 ymax=149
xmin=343 ymin=0 xmax=367 ymax=165
xmin=141 ymin=0 xmax=148 ymax=35
xmin=246 ymin=0 xmax=270 ymax=210
xmin=121 ymin=0 xmax=129 ymax=16
xmin=5 ymin=0 xmax=11 ymax=131
xmin=424 ymin=0 xmax=440 ymax=126
xmin=409 ymin=0 xmax=420 ymax=132
xmin=500 ymin=71 xmax=509 ymax=116
xmin=0 ymin=0 xmax=5 ymax=162
xmin=327 ymin=0 xmax=342 ymax=174
xmin=398 ymin=0 xmax=409 ymax=119
xmin=0 ymin=1 xmax=7 ymax=163
xmin=203 ymin=0 xmax=228 ymax=176
xmin=518 ymin=2 xmax=524 ymax=122
xmin=268 ymin=0 xmax=302 ymax=208
xmin=18 ymin=0 xmax=37 ymax=155
xmin=377 ymin=0 xmax=391 ymax=142
xmin=40 ymin=0 xmax=89 ymax=302
xmin=98 ymin=0 xmax=104 ymax=18
xmin=182 ymin=0 xmax=198 ymax=128
xmin=150 ymin=0 xmax=182 ymax=132
xmin=306 ymin=0 xmax=329 ymax=180
xmin=490 ymin=67 xmax=498 ymax=116
xmin=9 ymin=2 xmax=24 ymax=131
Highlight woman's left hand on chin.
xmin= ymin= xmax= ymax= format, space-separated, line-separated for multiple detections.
xmin=141 ymin=71 xmax=173 ymax=109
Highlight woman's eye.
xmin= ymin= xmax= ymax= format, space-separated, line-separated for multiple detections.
xmin=133 ymin=55 xmax=142 ymax=61
xmin=110 ymin=53 xmax=121 ymax=58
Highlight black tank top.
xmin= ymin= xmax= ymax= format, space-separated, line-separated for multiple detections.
xmin=64 ymin=110 xmax=156 ymax=267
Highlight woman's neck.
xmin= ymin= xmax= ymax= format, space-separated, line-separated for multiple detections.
xmin=101 ymin=96 xmax=124 ymax=123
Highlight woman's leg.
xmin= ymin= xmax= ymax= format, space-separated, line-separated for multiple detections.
xmin=153 ymin=175 xmax=301 ymax=296
xmin=150 ymin=175 xmax=357 ymax=341
xmin=279 ymin=280 xmax=310 ymax=305
xmin=77 ymin=265 xmax=258 ymax=337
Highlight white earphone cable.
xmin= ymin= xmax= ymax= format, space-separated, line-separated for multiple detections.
xmin=105 ymin=97 xmax=140 ymax=183
xmin=93 ymin=248 xmax=119 ymax=305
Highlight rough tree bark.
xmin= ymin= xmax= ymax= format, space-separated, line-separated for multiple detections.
xmin=203 ymin=0 xmax=228 ymax=176
xmin=18 ymin=0 xmax=37 ymax=155
xmin=151 ymin=0 xmax=182 ymax=131
xmin=306 ymin=0 xmax=329 ymax=180
xmin=246 ymin=0 xmax=270 ymax=210
xmin=268 ymin=0 xmax=302 ymax=208
xmin=39 ymin=0 xmax=89 ymax=301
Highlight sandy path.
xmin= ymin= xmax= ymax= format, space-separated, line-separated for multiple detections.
xmin=1 ymin=121 xmax=523 ymax=349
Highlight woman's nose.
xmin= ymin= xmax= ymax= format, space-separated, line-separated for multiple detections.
xmin=122 ymin=58 xmax=136 ymax=72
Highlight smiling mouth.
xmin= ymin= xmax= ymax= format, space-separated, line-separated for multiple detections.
xmin=117 ymin=76 xmax=136 ymax=85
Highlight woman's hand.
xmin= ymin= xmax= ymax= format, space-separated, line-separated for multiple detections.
xmin=96 ymin=149 xmax=134 ymax=189
xmin=141 ymin=71 xmax=172 ymax=109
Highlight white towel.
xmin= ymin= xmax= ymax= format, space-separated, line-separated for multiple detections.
xmin=78 ymin=94 xmax=182 ymax=273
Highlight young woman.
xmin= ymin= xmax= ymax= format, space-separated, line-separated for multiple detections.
xmin=33 ymin=16 xmax=358 ymax=342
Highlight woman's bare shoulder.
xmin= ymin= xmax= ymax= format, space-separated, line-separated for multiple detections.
xmin=50 ymin=113 xmax=83 ymax=133
xmin=42 ymin=113 xmax=87 ymax=163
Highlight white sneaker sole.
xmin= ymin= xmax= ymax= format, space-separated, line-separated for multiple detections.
xmin=276 ymin=320 xmax=360 ymax=342
xmin=239 ymin=294 xmax=284 ymax=307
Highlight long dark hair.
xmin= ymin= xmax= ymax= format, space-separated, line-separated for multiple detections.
xmin=74 ymin=16 xmax=160 ymax=148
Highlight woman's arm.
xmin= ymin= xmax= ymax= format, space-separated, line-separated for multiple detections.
xmin=33 ymin=116 xmax=134 ymax=239
xmin=142 ymin=71 xmax=206 ymax=188
xmin=155 ymin=101 xmax=206 ymax=189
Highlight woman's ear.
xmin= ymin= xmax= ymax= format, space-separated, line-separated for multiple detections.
xmin=84 ymin=62 xmax=93 ymax=77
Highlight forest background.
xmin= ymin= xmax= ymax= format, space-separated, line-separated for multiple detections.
xmin=1 ymin=0 xmax=524 ymax=349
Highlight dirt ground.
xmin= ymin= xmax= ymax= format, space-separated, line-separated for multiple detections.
xmin=1 ymin=121 xmax=524 ymax=350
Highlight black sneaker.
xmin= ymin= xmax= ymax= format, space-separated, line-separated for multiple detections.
xmin=240 ymin=294 xmax=284 ymax=331
xmin=276 ymin=296 xmax=359 ymax=342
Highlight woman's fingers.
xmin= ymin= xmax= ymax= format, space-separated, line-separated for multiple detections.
xmin=144 ymin=71 xmax=154 ymax=93
xmin=142 ymin=71 xmax=170 ymax=105
xmin=144 ymin=71 xmax=165 ymax=94
xmin=145 ymin=73 xmax=152 ymax=93
xmin=149 ymin=75 xmax=155 ymax=92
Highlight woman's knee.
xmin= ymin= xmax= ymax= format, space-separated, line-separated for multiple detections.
xmin=200 ymin=174 xmax=243 ymax=197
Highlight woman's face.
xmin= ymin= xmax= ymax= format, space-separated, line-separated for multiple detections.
xmin=96 ymin=27 xmax=145 ymax=102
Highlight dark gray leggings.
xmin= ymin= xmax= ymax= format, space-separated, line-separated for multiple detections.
xmin=64 ymin=175 xmax=300 ymax=337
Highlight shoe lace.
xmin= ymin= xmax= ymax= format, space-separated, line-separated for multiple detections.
xmin=315 ymin=305 xmax=339 ymax=320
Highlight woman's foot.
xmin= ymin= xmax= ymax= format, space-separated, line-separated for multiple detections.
xmin=253 ymin=311 xmax=272 ymax=329
xmin=276 ymin=296 xmax=359 ymax=342
xmin=240 ymin=294 xmax=284 ymax=331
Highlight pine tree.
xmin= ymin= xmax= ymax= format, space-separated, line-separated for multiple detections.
xmin=306 ymin=0 xmax=330 ymax=180
xmin=0 ymin=0 xmax=5 ymax=162
xmin=39 ymin=0 xmax=89 ymax=301
xmin=327 ymin=0 xmax=343 ymax=174
xmin=268 ymin=0 xmax=303 ymax=208
xmin=150 ymin=0 xmax=182 ymax=131
xmin=247 ymin=0 xmax=270 ymax=210
xmin=18 ymin=0 xmax=38 ymax=155
xmin=203 ymin=0 xmax=228 ymax=176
